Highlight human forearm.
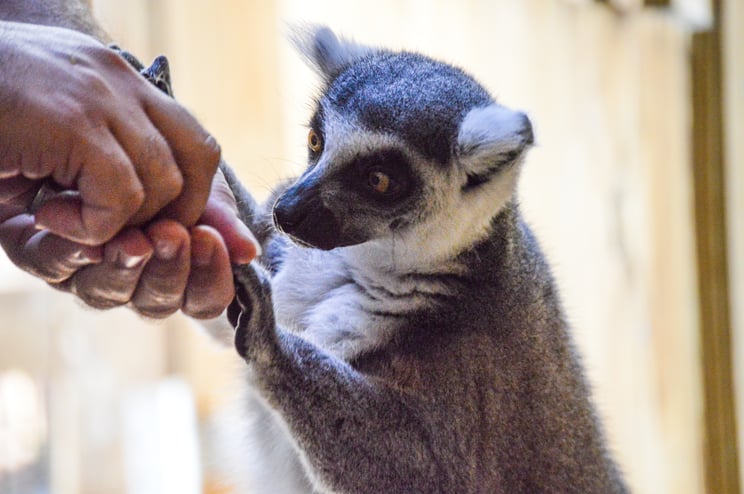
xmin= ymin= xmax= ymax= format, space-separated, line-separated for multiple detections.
xmin=0 ymin=0 xmax=107 ymax=40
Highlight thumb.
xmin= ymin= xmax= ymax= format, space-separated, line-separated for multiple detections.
xmin=197 ymin=168 xmax=260 ymax=265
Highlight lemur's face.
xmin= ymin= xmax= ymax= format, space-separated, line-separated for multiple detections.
xmin=274 ymin=37 xmax=533 ymax=254
xmin=272 ymin=118 xmax=426 ymax=250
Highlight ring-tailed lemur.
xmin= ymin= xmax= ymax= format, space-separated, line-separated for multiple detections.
xmin=124 ymin=26 xmax=627 ymax=494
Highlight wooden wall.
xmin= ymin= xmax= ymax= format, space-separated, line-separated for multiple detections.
xmin=1 ymin=0 xmax=730 ymax=492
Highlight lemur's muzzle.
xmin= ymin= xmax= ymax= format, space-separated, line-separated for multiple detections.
xmin=273 ymin=179 xmax=345 ymax=251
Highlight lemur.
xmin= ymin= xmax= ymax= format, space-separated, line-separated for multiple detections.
xmin=128 ymin=27 xmax=628 ymax=494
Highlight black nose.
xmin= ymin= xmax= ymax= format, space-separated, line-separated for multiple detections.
xmin=273 ymin=196 xmax=306 ymax=235
xmin=272 ymin=183 xmax=343 ymax=251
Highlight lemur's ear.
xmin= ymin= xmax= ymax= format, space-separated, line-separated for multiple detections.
xmin=456 ymin=105 xmax=534 ymax=188
xmin=291 ymin=25 xmax=377 ymax=80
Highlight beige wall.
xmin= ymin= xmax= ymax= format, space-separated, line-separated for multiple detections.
xmin=0 ymin=1 xmax=716 ymax=492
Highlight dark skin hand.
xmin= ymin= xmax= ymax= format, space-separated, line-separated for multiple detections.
xmin=0 ymin=21 xmax=220 ymax=241
xmin=0 ymin=11 xmax=259 ymax=319
xmin=0 ymin=165 xmax=258 ymax=319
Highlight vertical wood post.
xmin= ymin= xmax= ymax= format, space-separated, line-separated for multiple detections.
xmin=691 ymin=0 xmax=741 ymax=491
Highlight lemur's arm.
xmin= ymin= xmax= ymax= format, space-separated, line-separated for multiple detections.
xmin=229 ymin=264 xmax=443 ymax=493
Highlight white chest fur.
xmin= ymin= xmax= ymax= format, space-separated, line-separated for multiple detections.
xmin=270 ymin=243 xmax=456 ymax=361
xmin=270 ymin=247 xmax=391 ymax=360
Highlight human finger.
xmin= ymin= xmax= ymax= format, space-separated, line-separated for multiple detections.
xmin=144 ymin=92 xmax=222 ymax=226
xmin=0 ymin=213 xmax=102 ymax=283
xmin=32 ymin=127 xmax=146 ymax=245
xmin=59 ymin=227 xmax=153 ymax=309
xmin=0 ymin=175 xmax=100 ymax=282
xmin=198 ymin=168 xmax=259 ymax=265
xmin=0 ymin=175 xmax=38 ymax=211
xmin=128 ymin=220 xmax=191 ymax=318
xmin=107 ymin=109 xmax=184 ymax=226
xmin=181 ymin=225 xmax=234 ymax=319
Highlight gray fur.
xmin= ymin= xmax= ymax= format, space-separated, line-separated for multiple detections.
xmin=221 ymin=26 xmax=627 ymax=493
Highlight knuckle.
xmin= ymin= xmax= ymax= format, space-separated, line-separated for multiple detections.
xmin=123 ymin=182 xmax=147 ymax=215
xmin=140 ymin=135 xmax=184 ymax=202
xmin=161 ymin=167 xmax=184 ymax=200
xmin=77 ymin=66 xmax=117 ymax=103
xmin=148 ymin=150 xmax=184 ymax=200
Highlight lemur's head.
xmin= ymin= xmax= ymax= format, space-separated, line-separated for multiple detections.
xmin=274 ymin=27 xmax=533 ymax=265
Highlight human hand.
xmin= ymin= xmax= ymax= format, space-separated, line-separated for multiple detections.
xmin=0 ymin=168 xmax=259 ymax=319
xmin=0 ymin=21 xmax=221 ymax=245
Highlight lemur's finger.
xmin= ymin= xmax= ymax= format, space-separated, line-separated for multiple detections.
xmin=232 ymin=264 xmax=257 ymax=310
xmin=181 ymin=226 xmax=233 ymax=319
xmin=229 ymin=264 xmax=265 ymax=360
xmin=227 ymin=298 xmax=242 ymax=329
xmin=128 ymin=220 xmax=191 ymax=318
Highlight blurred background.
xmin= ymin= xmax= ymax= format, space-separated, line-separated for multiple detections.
xmin=1 ymin=0 xmax=742 ymax=492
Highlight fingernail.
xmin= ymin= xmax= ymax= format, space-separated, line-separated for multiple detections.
xmin=120 ymin=252 xmax=148 ymax=269
xmin=72 ymin=246 xmax=103 ymax=265
xmin=106 ymin=246 xmax=148 ymax=269
xmin=154 ymin=238 xmax=182 ymax=261
xmin=192 ymin=237 xmax=214 ymax=267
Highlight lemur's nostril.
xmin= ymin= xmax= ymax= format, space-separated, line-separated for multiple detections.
xmin=273 ymin=201 xmax=300 ymax=233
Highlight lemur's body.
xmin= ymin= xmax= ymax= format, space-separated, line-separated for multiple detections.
xmin=217 ymin=27 xmax=627 ymax=494
xmin=226 ymin=205 xmax=623 ymax=494
xmin=122 ymin=26 xmax=626 ymax=493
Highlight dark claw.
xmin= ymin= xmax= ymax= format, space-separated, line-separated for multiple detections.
xmin=233 ymin=270 xmax=255 ymax=315
xmin=111 ymin=45 xmax=174 ymax=97
xmin=227 ymin=297 xmax=242 ymax=329
xmin=231 ymin=264 xmax=260 ymax=360
xmin=141 ymin=55 xmax=174 ymax=97
xmin=233 ymin=312 xmax=249 ymax=359
xmin=230 ymin=278 xmax=252 ymax=359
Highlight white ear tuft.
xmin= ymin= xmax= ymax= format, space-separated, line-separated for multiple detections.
xmin=457 ymin=105 xmax=534 ymax=188
xmin=290 ymin=25 xmax=377 ymax=80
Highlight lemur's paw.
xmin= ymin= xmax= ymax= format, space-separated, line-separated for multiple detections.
xmin=229 ymin=263 xmax=275 ymax=360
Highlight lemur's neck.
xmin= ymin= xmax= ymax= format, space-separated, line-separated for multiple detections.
xmin=339 ymin=202 xmax=520 ymax=290
xmin=336 ymin=203 xmax=519 ymax=314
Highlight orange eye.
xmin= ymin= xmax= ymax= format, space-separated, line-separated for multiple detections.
xmin=308 ymin=128 xmax=323 ymax=153
xmin=369 ymin=171 xmax=391 ymax=194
